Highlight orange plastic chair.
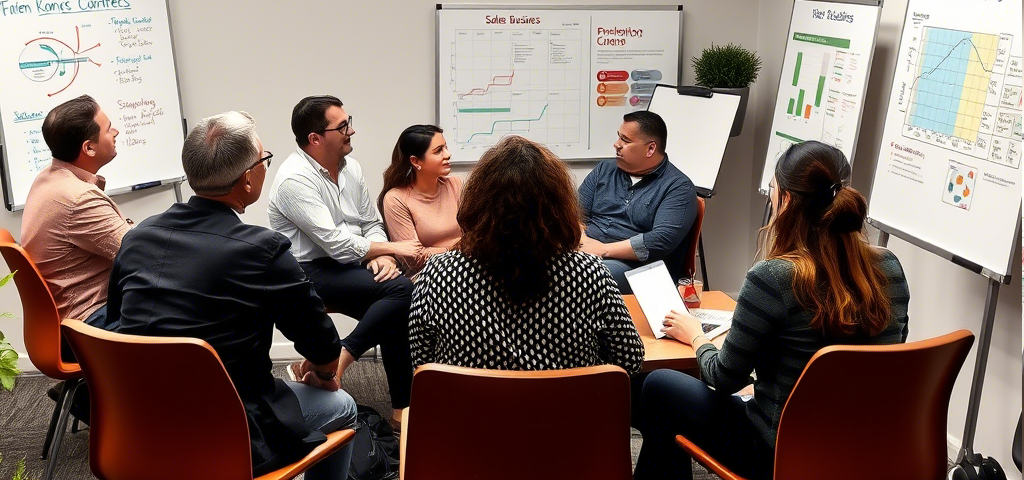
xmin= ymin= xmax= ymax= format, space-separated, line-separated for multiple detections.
xmin=0 ymin=228 xmax=84 ymax=480
xmin=400 ymin=363 xmax=632 ymax=480
xmin=60 ymin=319 xmax=355 ymax=480
xmin=675 ymin=329 xmax=975 ymax=480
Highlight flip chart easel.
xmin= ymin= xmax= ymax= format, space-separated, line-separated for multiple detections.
xmin=647 ymin=85 xmax=742 ymax=289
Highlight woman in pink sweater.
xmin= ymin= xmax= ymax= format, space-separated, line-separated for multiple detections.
xmin=379 ymin=125 xmax=462 ymax=276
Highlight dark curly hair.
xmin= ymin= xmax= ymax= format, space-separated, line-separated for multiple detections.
xmin=456 ymin=136 xmax=582 ymax=303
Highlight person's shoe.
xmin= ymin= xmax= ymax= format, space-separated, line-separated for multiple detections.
xmin=388 ymin=415 xmax=402 ymax=437
xmin=47 ymin=382 xmax=62 ymax=402
xmin=285 ymin=361 xmax=303 ymax=382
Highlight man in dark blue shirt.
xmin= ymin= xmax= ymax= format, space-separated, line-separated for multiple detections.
xmin=578 ymin=110 xmax=697 ymax=294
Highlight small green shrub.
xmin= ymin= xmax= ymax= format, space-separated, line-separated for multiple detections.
xmin=0 ymin=270 xmax=18 ymax=391
xmin=692 ymin=43 xmax=763 ymax=89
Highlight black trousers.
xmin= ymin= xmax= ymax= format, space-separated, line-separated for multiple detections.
xmin=300 ymin=257 xmax=413 ymax=409
xmin=633 ymin=369 xmax=774 ymax=480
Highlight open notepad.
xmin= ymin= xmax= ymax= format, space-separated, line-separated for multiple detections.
xmin=624 ymin=261 xmax=732 ymax=340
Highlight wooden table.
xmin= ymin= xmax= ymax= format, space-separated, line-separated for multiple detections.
xmin=623 ymin=290 xmax=736 ymax=373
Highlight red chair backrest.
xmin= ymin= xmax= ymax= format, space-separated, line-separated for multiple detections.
xmin=0 ymin=228 xmax=78 ymax=379
xmin=680 ymin=197 xmax=706 ymax=280
xmin=403 ymin=363 xmax=633 ymax=480
xmin=774 ymin=329 xmax=975 ymax=480
xmin=61 ymin=319 xmax=256 ymax=480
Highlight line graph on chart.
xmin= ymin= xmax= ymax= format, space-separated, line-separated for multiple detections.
xmin=449 ymin=28 xmax=583 ymax=147
xmin=901 ymin=27 xmax=1020 ymax=167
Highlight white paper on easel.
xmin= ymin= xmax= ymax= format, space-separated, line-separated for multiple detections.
xmin=648 ymin=85 xmax=741 ymax=193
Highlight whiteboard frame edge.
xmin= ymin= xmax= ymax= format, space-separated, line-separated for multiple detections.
xmin=867 ymin=216 xmax=1017 ymax=284
xmin=864 ymin=0 xmax=910 ymax=216
xmin=435 ymin=4 xmax=684 ymax=164
xmin=437 ymin=4 xmax=682 ymax=11
xmin=0 ymin=0 xmax=189 ymax=211
xmin=163 ymin=0 xmax=188 ymax=142
xmin=757 ymin=0 xmax=884 ymax=198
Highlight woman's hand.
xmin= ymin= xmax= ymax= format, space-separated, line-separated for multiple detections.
xmin=661 ymin=309 xmax=704 ymax=345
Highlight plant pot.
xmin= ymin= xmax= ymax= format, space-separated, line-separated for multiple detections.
xmin=712 ymin=86 xmax=749 ymax=137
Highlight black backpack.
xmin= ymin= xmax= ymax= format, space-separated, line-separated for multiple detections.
xmin=348 ymin=405 xmax=400 ymax=480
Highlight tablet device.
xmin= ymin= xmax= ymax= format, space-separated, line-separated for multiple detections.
xmin=624 ymin=261 xmax=731 ymax=340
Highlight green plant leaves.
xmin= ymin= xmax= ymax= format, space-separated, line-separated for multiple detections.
xmin=0 ymin=332 xmax=18 ymax=391
xmin=692 ymin=43 xmax=763 ymax=89
xmin=0 ymin=270 xmax=15 ymax=288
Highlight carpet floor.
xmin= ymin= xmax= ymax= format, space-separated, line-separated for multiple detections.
xmin=0 ymin=360 xmax=719 ymax=479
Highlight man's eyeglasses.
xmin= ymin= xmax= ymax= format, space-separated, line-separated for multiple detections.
xmin=320 ymin=116 xmax=354 ymax=135
xmin=247 ymin=151 xmax=273 ymax=171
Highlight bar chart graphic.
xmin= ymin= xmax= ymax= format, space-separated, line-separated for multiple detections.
xmin=786 ymin=50 xmax=832 ymax=119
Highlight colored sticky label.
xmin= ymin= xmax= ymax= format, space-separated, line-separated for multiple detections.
xmin=630 ymin=95 xmax=652 ymax=107
xmin=631 ymin=82 xmax=656 ymax=94
xmin=597 ymin=70 xmax=629 ymax=82
xmin=631 ymin=69 xmax=663 ymax=81
xmin=597 ymin=82 xmax=630 ymax=94
xmin=597 ymin=95 xmax=627 ymax=107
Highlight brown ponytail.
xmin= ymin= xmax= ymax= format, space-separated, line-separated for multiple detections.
xmin=760 ymin=141 xmax=891 ymax=338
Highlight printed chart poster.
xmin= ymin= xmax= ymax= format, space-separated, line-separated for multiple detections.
xmin=868 ymin=0 xmax=1022 ymax=277
xmin=760 ymin=0 xmax=881 ymax=193
xmin=0 ymin=0 xmax=185 ymax=209
xmin=437 ymin=8 xmax=680 ymax=162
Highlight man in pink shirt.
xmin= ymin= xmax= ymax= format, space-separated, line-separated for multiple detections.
xmin=21 ymin=94 xmax=132 ymax=334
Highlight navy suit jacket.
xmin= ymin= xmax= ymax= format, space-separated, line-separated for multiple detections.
xmin=107 ymin=196 xmax=342 ymax=474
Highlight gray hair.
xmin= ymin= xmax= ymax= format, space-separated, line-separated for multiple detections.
xmin=182 ymin=111 xmax=260 ymax=195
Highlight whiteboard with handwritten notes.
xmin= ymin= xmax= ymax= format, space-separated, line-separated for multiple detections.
xmin=0 ymin=0 xmax=184 ymax=210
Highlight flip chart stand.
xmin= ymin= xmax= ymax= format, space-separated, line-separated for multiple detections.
xmin=877 ymin=230 xmax=1011 ymax=480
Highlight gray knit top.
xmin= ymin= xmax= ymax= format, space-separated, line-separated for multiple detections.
xmin=695 ymin=249 xmax=910 ymax=448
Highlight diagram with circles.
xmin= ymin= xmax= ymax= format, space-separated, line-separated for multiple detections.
xmin=18 ymin=26 xmax=101 ymax=97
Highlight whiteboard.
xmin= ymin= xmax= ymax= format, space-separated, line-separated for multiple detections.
xmin=436 ymin=5 xmax=681 ymax=163
xmin=647 ymin=84 xmax=740 ymax=196
xmin=758 ymin=0 xmax=882 ymax=194
xmin=867 ymin=0 xmax=1022 ymax=281
xmin=0 ymin=0 xmax=185 ymax=210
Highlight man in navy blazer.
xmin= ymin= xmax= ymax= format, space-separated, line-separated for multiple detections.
xmin=106 ymin=111 xmax=356 ymax=478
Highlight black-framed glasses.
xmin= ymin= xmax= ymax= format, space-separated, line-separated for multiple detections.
xmin=320 ymin=116 xmax=354 ymax=135
xmin=248 ymin=151 xmax=273 ymax=171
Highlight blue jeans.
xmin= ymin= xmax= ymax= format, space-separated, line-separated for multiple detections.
xmin=285 ymin=382 xmax=358 ymax=480
xmin=633 ymin=369 xmax=774 ymax=480
xmin=602 ymin=259 xmax=643 ymax=295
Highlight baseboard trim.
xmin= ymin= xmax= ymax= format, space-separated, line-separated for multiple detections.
xmin=947 ymin=433 xmax=961 ymax=463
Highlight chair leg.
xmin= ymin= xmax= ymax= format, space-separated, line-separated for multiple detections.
xmin=40 ymin=381 xmax=72 ymax=460
xmin=698 ymin=235 xmax=710 ymax=291
xmin=42 ymin=378 xmax=82 ymax=480
xmin=70 ymin=418 xmax=80 ymax=434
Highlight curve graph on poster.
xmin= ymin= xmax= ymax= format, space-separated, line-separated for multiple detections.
xmin=0 ymin=0 xmax=185 ymax=210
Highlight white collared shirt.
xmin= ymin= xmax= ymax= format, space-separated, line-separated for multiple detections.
xmin=268 ymin=147 xmax=387 ymax=264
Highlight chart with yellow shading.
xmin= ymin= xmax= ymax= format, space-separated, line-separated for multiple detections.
xmin=903 ymin=27 xmax=1017 ymax=164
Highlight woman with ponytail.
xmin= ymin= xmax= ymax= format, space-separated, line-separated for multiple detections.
xmin=633 ymin=141 xmax=911 ymax=480
xmin=379 ymin=125 xmax=462 ymax=276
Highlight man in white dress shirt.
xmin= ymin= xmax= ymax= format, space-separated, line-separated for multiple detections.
xmin=268 ymin=95 xmax=421 ymax=427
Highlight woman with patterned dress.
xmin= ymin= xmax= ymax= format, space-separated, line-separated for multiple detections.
xmin=408 ymin=135 xmax=644 ymax=375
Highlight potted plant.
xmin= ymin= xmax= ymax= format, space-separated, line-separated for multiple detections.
xmin=692 ymin=43 xmax=762 ymax=137
xmin=0 ymin=270 xmax=18 ymax=392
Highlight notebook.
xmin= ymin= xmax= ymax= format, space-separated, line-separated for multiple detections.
xmin=624 ymin=260 xmax=732 ymax=340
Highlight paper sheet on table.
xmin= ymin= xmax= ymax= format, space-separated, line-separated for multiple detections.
xmin=625 ymin=261 xmax=731 ymax=339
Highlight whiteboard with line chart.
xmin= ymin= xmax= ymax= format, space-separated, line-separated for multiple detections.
xmin=436 ymin=5 xmax=682 ymax=163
